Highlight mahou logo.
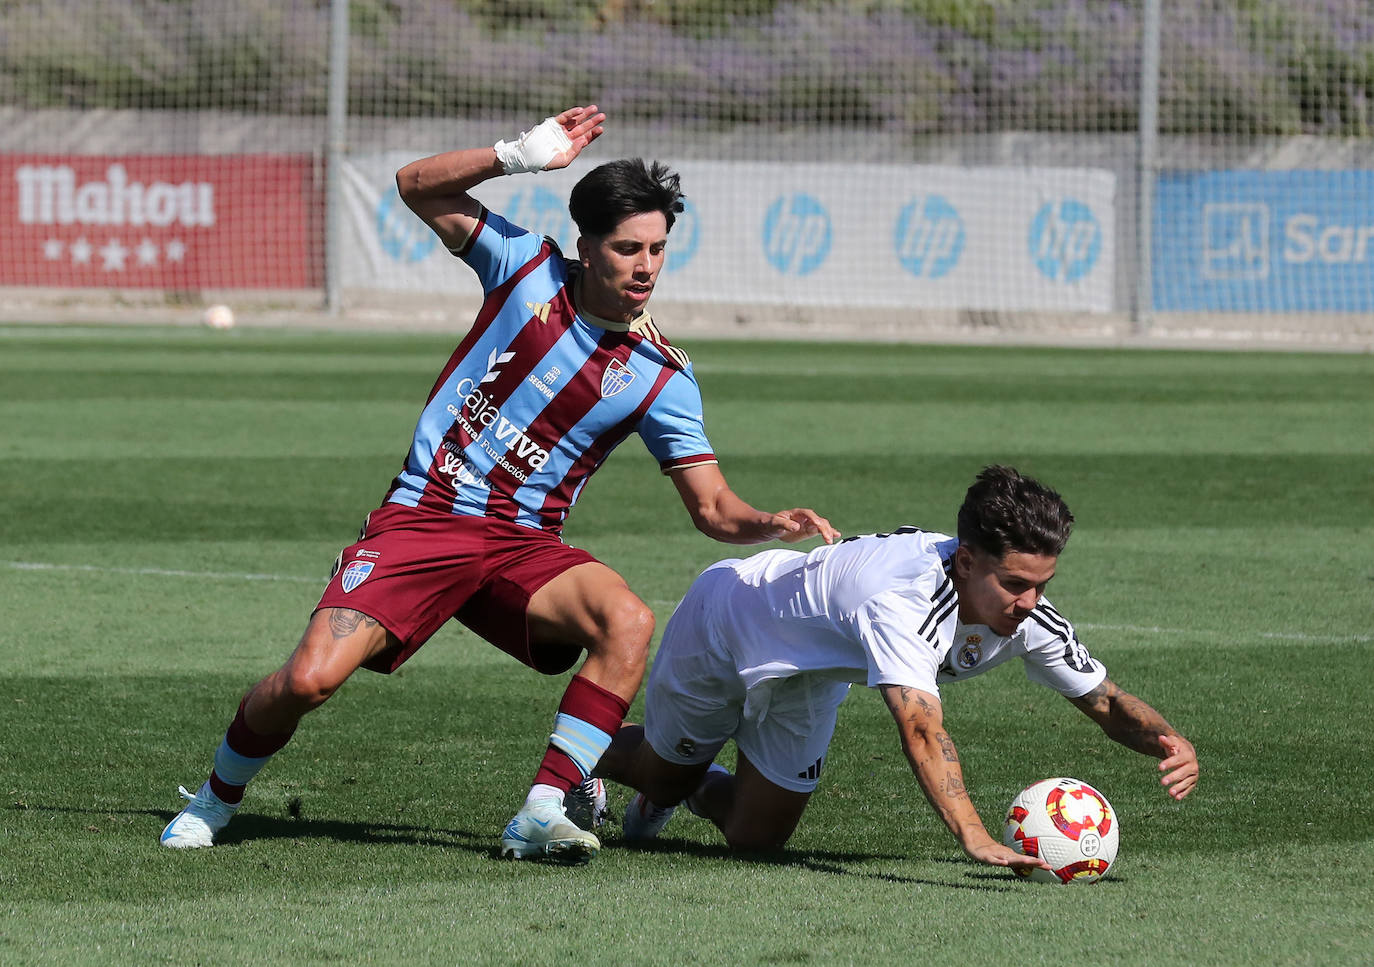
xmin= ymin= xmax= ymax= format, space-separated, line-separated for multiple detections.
xmin=1 ymin=153 xmax=320 ymax=288
xmin=16 ymin=163 xmax=216 ymax=228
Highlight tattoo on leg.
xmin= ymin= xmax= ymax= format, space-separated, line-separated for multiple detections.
xmin=326 ymin=608 xmax=379 ymax=640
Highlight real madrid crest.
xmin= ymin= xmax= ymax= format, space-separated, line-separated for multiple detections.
xmin=957 ymin=634 xmax=982 ymax=669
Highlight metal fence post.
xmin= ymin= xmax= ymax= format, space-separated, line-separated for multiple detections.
xmin=324 ymin=0 xmax=350 ymax=315
xmin=1135 ymin=0 xmax=1162 ymax=332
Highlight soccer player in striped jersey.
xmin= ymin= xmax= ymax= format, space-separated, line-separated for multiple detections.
xmin=598 ymin=466 xmax=1198 ymax=869
xmin=160 ymin=106 xmax=836 ymax=862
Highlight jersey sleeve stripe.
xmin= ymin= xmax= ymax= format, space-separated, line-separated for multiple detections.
xmin=1031 ymin=602 xmax=1073 ymax=639
xmin=637 ymin=319 xmax=690 ymax=369
xmin=446 ymin=205 xmax=487 ymax=259
xmin=917 ymin=575 xmax=956 ymax=638
xmin=659 ymin=453 xmax=718 ymax=474
xmin=1026 ymin=609 xmax=1072 ymax=645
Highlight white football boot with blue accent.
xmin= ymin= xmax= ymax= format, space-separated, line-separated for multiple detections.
xmin=159 ymin=782 xmax=238 ymax=849
xmin=501 ymin=798 xmax=600 ymax=863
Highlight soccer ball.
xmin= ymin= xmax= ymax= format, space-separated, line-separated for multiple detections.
xmin=1002 ymin=777 xmax=1119 ymax=884
xmin=202 ymin=304 xmax=235 ymax=329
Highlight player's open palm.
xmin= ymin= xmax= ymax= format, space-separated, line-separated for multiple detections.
xmin=966 ymin=840 xmax=1053 ymax=873
xmin=545 ymin=106 xmax=606 ymax=170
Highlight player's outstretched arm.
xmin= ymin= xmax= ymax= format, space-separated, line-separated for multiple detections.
xmin=396 ymin=105 xmax=606 ymax=251
xmin=1067 ymin=677 xmax=1199 ymax=800
xmin=669 ymin=464 xmax=838 ymax=545
xmin=880 ymin=684 xmax=1051 ymax=873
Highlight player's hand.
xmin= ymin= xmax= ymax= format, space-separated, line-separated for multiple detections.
xmin=1158 ymin=733 xmax=1198 ymax=800
xmin=964 ymin=839 xmax=1052 ymax=873
xmin=768 ymin=508 xmax=839 ymax=544
xmin=544 ymin=105 xmax=606 ymax=170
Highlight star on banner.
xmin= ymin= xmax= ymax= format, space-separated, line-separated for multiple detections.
xmin=43 ymin=239 xmax=64 ymax=260
xmin=99 ymin=238 xmax=129 ymax=271
xmin=165 ymin=239 xmax=186 ymax=262
xmin=71 ymin=237 xmax=93 ymax=265
xmin=136 ymin=238 xmax=160 ymax=267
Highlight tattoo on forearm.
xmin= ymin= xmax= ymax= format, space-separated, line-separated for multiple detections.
xmin=935 ymin=731 xmax=959 ymax=763
xmin=1110 ymin=691 xmax=1174 ymax=754
xmin=942 ymin=774 xmax=968 ymax=799
xmin=327 ymin=608 xmax=379 ymax=640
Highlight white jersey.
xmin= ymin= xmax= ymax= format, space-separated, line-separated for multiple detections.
xmin=699 ymin=526 xmax=1106 ymax=710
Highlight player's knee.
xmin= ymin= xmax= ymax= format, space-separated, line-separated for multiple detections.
xmin=597 ymin=592 xmax=655 ymax=661
xmin=279 ymin=662 xmax=344 ymax=711
xmin=724 ymin=824 xmax=791 ymax=853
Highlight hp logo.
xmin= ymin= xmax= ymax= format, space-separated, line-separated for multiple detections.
xmin=376 ymin=186 xmax=438 ymax=263
xmin=894 ymin=195 xmax=964 ymax=278
xmin=762 ymin=194 xmax=832 ymax=276
xmin=506 ymin=186 xmax=573 ymax=250
xmin=1029 ymin=199 xmax=1102 ymax=282
xmin=663 ymin=198 xmax=699 ymax=274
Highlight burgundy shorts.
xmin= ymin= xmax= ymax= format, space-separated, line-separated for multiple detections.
xmin=315 ymin=503 xmax=599 ymax=675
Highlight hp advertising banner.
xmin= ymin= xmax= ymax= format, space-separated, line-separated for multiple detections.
xmin=342 ymin=155 xmax=1116 ymax=312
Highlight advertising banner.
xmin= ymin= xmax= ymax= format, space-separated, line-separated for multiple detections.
xmin=343 ymin=155 xmax=1115 ymax=312
xmin=1153 ymin=171 xmax=1374 ymax=312
xmin=1 ymin=154 xmax=320 ymax=288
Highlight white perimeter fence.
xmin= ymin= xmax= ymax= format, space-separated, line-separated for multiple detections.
xmin=2 ymin=0 xmax=1371 ymax=348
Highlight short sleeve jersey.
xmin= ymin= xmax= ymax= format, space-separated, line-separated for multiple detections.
xmin=710 ymin=527 xmax=1107 ymax=700
xmin=383 ymin=209 xmax=717 ymax=533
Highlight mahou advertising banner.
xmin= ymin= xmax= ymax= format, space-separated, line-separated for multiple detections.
xmin=1 ymin=154 xmax=320 ymax=288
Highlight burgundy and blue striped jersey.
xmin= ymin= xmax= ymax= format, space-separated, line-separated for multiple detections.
xmin=384 ymin=208 xmax=716 ymax=534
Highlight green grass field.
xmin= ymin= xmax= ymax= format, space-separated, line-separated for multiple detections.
xmin=1 ymin=324 xmax=1371 ymax=965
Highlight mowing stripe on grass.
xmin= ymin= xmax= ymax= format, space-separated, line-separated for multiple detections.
xmin=4 ymin=559 xmax=1369 ymax=645
xmin=2 ymin=559 xmax=321 ymax=584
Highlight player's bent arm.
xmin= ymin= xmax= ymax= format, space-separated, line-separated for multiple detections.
xmin=395 ymin=148 xmax=500 ymax=251
xmin=396 ymin=106 xmax=607 ymax=252
xmin=669 ymin=464 xmax=837 ymax=545
xmin=879 ymin=684 xmax=1048 ymax=872
xmin=1067 ymin=677 xmax=1199 ymax=800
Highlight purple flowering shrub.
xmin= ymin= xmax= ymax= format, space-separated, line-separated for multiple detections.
xmin=0 ymin=0 xmax=1369 ymax=135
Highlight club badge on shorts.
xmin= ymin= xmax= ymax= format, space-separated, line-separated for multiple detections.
xmin=340 ymin=560 xmax=374 ymax=593
xmin=600 ymin=358 xmax=635 ymax=398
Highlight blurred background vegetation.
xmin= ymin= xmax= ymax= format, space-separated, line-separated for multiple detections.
xmin=0 ymin=0 xmax=1370 ymax=135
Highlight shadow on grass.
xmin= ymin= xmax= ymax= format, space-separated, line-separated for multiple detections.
xmin=20 ymin=803 xmax=1031 ymax=888
xmin=610 ymin=834 xmax=1018 ymax=892
xmin=21 ymin=803 xmax=494 ymax=855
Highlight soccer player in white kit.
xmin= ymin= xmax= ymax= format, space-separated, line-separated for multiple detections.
xmin=595 ymin=466 xmax=1199 ymax=871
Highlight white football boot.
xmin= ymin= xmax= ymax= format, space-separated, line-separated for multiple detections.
xmin=159 ymin=782 xmax=239 ymax=849
xmin=622 ymin=792 xmax=677 ymax=841
xmin=562 ymin=776 xmax=609 ymax=831
xmin=501 ymin=798 xmax=600 ymax=863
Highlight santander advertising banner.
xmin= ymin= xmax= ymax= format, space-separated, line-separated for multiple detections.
xmin=1 ymin=154 xmax=320 ymax=288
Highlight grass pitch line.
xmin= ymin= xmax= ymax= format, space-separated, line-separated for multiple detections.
xmin=4 ymin=560 xmax=1368 ymax=645
xmin=2 ymin=559 xmax=322 ymax=584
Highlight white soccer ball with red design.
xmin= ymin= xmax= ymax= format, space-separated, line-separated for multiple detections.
xmin=1002 ymin=777 xmax=1119 ymax=884
xmin=202 ymin=304 xmax=235 ymax=329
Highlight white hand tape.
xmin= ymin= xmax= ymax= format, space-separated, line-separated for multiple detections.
xmin=494 ymin=117 xmax=573 ymax=175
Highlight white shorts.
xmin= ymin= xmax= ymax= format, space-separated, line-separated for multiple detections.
xmin=643 ymin=566 xmax=851 ymax=794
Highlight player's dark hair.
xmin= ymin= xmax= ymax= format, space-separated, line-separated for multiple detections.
xmin=956 ymin=465 xmax=1074 ymax=559
xmin=569 ymin=158 xmax=684 ymax=237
